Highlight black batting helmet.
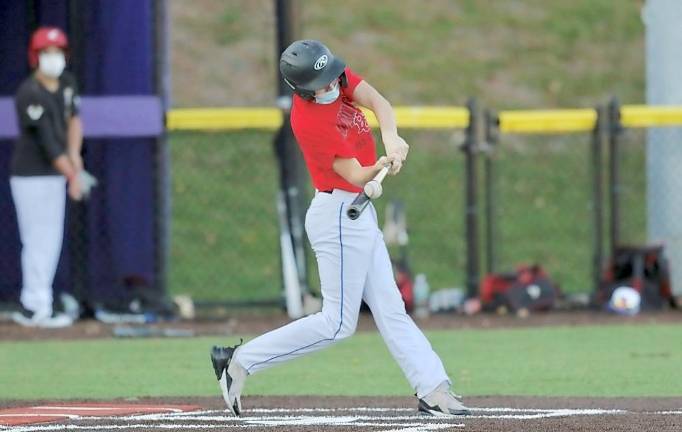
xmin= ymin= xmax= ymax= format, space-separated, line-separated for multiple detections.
xmin=279 ymin=40 xmax=346 ymax=100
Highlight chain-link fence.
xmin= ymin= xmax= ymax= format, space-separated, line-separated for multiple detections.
xmin=610 ymin=100 xmax=682 ymax=298
xmin=609 ymin=125 xmax=647 ymax=249
xmin=483 ymin=131 xmax=599 ymax=294
xmin=168 ymin=131 xmax=282 ymax=304
xmin=166 ymin=128 xmax=469 ymax=304
xmin=2 ymin=106 xmax=678 ymax=311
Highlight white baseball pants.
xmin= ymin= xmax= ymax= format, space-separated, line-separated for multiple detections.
xmin=10 ymin=176 xmax=66 ymax=316
xmin=235 ymin=189 xmax=450 ymax=398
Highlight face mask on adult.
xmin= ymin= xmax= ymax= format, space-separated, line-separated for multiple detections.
xmin=314 ymin=80 xmax=340 ymax=104
xmin=38 ymin=51 xmax=66 ymax=78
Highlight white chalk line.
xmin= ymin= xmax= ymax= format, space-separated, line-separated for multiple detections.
xmin=3 ymin=406 xmax=681 ymax=432
xmin=181 ymin=406 xmax=625 ymax=414
xmin=116 ymin=406 xmax=626 ymax=421
xmin=117 ymin=406 xmax=625 ymax=419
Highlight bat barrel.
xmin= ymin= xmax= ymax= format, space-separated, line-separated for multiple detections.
xmin=347 ymin=193 xmax=371 ymax=220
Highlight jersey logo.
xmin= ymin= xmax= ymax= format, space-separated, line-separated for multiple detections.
xmin=336 ymin=102 xmax=354 ymax=138
xmin=26 ymin=104 xmax=44 ymax=120
xmin=314 ymin=55 xmax=328 ymax=70
xmin=336 ymin=101 xmax=370 ymax=138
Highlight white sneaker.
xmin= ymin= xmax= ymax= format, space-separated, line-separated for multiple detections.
xmin=418 ymin=381 xmax=471 ymax=416
xmin=12 ymin=307 xmax=73 ymax=328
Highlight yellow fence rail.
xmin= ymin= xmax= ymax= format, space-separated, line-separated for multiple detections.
xmin=167 ymin=108 xmax=282 ymax=130
xmin=167 ymin=106 xmax=470 ymax=131
xmin=620 ymin=105 xmax=682 ymax=128
xmin=166 ymin=105 xmax=682 ymax=133
xmin=498 ymin=109 xmax=597 ymax=134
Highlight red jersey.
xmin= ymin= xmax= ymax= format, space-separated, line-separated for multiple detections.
xmin=290 ymin=67 xmax=376 ymax=193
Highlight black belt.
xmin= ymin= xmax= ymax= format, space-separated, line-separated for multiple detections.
xmin=320 ymin=189 xmax=333 ymax=194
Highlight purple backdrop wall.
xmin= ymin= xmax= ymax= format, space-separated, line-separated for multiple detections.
xmin=0 ymin=0 xmax=161 ymax=308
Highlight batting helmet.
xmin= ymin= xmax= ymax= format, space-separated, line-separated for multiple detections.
xmin=279 ymin=40 xmax=345 ymax=100
xmin=28 ymin=27 xmax=68 ymax=68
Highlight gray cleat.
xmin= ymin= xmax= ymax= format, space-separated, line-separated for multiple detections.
xmin=417 ymin=382 xmax=471 ymax=416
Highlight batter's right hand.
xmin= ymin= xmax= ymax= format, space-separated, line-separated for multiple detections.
xmin=374 ymin=155 xmax=399 ymax=175
xmin=376 ymin=155 xmax=402 ymax=175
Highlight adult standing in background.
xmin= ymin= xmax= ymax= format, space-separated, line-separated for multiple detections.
xmin=10 ymin=26 xmax=84 ymax=328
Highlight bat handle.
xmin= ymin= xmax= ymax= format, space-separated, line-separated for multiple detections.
xmin=346 ymin=160 xmax=393 ymax=220
xmin=375 ymin=165 xmax=389 ymax=183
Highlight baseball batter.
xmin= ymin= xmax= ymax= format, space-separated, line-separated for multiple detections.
xmin=211 ymin=40 xmax=470 ymax=417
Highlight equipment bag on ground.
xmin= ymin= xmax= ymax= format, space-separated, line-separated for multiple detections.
xmin=597 ymin=245 xmax=673 ymax=310
xmin=480 ymin=264 xmax=560 ymax=313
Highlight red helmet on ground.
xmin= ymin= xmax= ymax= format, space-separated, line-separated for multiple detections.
xmin=28 ymin=27 xmax=68 ymax=68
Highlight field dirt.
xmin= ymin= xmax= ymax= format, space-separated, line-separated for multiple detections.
xmin=1 ymin=395 xmax=681 ymax=431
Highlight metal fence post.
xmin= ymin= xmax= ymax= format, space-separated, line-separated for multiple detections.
xmin=463 ymin=98 xmax=480 ymax=299
xmin=274 ymin=0 xmax=312 ymax=317
xmin=591 ymin=105 xmax=606 ymax=293
xmin=608 ymin=97 xmax=623 ymax=256
xmin=483 ymin=109 xmax=498 ymax=275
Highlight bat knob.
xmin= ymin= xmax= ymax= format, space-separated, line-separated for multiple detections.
xmin=347 ymin=207 xmax=361 ymax=220
xmin=364 ymin=180 xmax=383 ymax=199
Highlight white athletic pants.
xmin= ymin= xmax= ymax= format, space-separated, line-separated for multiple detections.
xmin=10 ymin=176 xmax=66 ymax=316
xmin=235 ymin=189 xmax=450 ymax=398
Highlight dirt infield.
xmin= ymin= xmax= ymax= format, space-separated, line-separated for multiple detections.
xmin=1 ymin=395 xmax=681 ymax=432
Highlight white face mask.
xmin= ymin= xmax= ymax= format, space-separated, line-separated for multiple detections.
xmin=38 ymin=52 xmax=66 ymax=78
xmin=315 ymin=80 xmax=340 ymax=104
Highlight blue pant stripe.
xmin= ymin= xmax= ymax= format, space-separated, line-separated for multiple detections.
xmin=246 ymin=203 xmax=345 ymax=373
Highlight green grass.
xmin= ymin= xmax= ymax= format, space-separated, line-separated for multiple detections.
xmin=2 ymin=324 xmax=681 ymax=400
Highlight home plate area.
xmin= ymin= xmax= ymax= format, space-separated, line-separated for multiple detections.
xmin=1 ymin=396 xmax=680 ymax=432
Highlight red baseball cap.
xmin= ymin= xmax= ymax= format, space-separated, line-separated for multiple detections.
xmin=28 ymin=27 xmax=68 ymax=68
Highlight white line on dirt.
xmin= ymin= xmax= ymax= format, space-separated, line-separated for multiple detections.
xmin=382 ymin=426 xmax=463 ymax=432
xmin=247 ymin=407 xmax=415 ymax=413
xmin=230 ymin=406 xmax=628 ymax=414
xmin=101 ymin=411 xmax=624 ymax=422
xmin=115 ymin=407 xmax=627 ymax=422
xmin=6 ymin=406 xmax=680 ymax=432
